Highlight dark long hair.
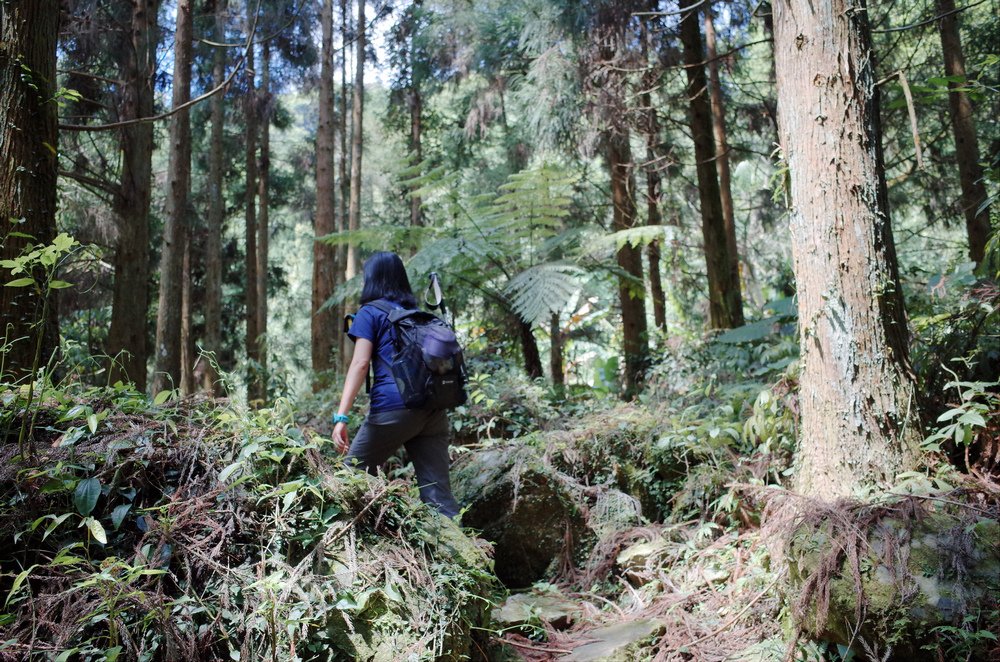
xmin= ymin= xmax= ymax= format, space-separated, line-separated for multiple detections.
xmin=360 ymin=251 xmax=418 ymax=308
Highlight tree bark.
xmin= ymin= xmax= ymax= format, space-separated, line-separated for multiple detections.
xmin=180 ymin=232 xmax=194 ymax=394
xmin=640 ymin=53 xmax=667 ymax=333
xmin=313 ymin=0 xmax=339 ymax=390
xmin=550 ymin=312 xmax=564 ymax=394
xmin=608 ymin=131 xmax=649 ymax=398
xmin=0 ymin=0 xmax=60 ymax=379
xmin=518 ymin=317 xmax=543 ymax=380
xmin=152 ymin=0 xmax=193 ymax=394
xmin=346 ymin=0 xmax=365 ymax=282
xmin=773 ymin=0 xmax=921 ymax=498
xmin=244 ymin=42 xmax=261 ymax=402
xmin=337 ymin=0 xmax=351 ymax=375
xmin=410 ymin=86 xmax=424 ymax=228
xmin=107 ymin=0 xmax=159 ymax=392
xmin=679 ymin=0 xmax=744 ymax=329
xmin=203 ymin=0 xmax=227 ymax=395
xmin=936 ymin=0 xmax=991 ymax=264
xmin=703 ymin=4 xmax=741 ymax=305
xmin=256 ymin=40 xmax=271 ymax=401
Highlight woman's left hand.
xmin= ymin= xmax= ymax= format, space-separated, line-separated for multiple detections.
xmin=333 ymin=422 xmax=349 ymax=454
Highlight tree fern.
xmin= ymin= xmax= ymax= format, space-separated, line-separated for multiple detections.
xmin=504 ymin=262 xmax=585 ymax=326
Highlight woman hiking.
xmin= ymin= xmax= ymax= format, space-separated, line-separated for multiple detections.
xmin=332 ymin=251 xmax=461 ymax=518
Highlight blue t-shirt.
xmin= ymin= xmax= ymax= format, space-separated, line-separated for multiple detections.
xmin=348 ymin=298 xmax=406 ymax=412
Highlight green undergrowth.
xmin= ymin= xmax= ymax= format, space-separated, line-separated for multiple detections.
xmin=0 ymin=383 xmax=499 ymax=661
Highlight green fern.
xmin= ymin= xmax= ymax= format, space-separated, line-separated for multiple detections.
xmin=504 ymin=262 xmax=585 ymax=326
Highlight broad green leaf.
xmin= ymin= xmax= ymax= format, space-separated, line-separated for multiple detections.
xmin=218 ymin=462 xmax=243 ymax=483
xmin=111 ymin=504 xmax=132 ymax=530
xmin=153 ymin=390 xmax=172 ymax=405
xmin=86 ymin=517 xmax=107 ymax=544
xmin=87 ymin=414 xmax=98 ymax=434
xmin=74 ymin=477 xmax=101 ymax=516
xmin=4 ymin=278 xmax=34 ymax=288
xmin=4 ymin=567 xmax=35 ymax=607
xmin=43 ymin=513 xmax=72 ymax=540
xmin=48 ymin=280 xmax=73 ymax=289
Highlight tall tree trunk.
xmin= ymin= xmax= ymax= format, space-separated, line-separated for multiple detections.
xmin=203 ymin=0 xmax=227 ymax=395
xmin=410 ymin=86 xmax=424 ymax=228
xmin=152 ymin=0 xmax=193 ymax=394
xmin=679 ymin=0 xmax=744 ymax=329
xmin=337 ymin=0 xmax=351 ymax=374
xmin=550 ymin=312 xmax=564 ymax=395
xmin=608 ymin=131 xmax=649 ymax=398
xmin=107 ymin=0 xmax=159 ymax=392
xmin=773 ymin=0 xmax=921 ymax=498
xmin=0 ymin=0 xmax=60 ymax=379
xmin=936 ymin=0 xmax=991 ymax=264
xmin=518 ymin=317 xmax=543 ymax=380
xmin=256 ymin=40 xmax=271 ymax=401
xmin=346 ymin=0 xmax=365 ymax=282
xmin=408 ymin=2 xmax=424 ymax=230
xmin=703 ymin=3 xmax=741 ymax=303
xmin=180 ymin=233 xmax=194 ymax=394
xmin=640 ymin=56 xmax=667 ymax=333
xmin=244 ymin=42 xmax=261 ymax=402
xmin=313 ymin=0 xmax=338 ymax=390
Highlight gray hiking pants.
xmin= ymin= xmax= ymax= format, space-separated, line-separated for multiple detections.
xmin=345 ymin=408 xmax=460 ymax=518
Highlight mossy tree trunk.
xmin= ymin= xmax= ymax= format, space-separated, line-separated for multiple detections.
xmin=0 ymin=0 xmax=60 ymax=378
xmin=773 ymin=0 xmax=922 ymax=497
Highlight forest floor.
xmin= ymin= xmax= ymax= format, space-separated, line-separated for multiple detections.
xmin=0 ymin=364 xmax=998 ymax=660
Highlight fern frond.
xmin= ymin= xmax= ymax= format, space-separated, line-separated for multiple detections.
xmin=316 ymin=225 xmax=436 ymax=255
xmin=588 ymin=225 xmax=677 ymax=257
xmin=504 ymin=262 xmax=586 ymax=326
xmin=319 ymin=273 xmax=363 ymax=313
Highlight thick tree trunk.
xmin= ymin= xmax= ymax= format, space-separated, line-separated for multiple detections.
xmin=203 ymin=0 xmax=226 ymax=395
xmin=549 ymin=313 xmax=564 ymax=394
xmin=244 ymin=43 xmax=261 ymax=402
xmin=345 ymin=0 xmax=365 ymax=282
xmin=337 ymin=0 xmax=351 ymax=375
xmin=703 ymin=4 xmax=741 ymax=303
xmin=679 ymin=0 xmax=744 ymax=329
xmin=107 ymin=0 xmax=159 ymax=392
xmin=518 ymin=317 xmax=543 ymax=380
xmin=773 ymin=0 xmax=921 ymax=498
xmin=608 ymin=131 xmax=649 ymax=398
xmin=936 ymin=0 xmax=991 ymax=264
xmin=313 ymin=0 xmax=339 ymax=390
xmin=0 ymin=0 xmax=60 ymax=379
xmin=256 ymin=41 xmax=271 ymax=401
xmin=152 ymin=0 xmax=193 ymax=394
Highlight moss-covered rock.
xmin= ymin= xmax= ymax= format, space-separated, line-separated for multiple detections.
xmin=787 ymin=498 xmax=1000 ymax=660
xmin=452 ymin=443 xmax=590 ymax=588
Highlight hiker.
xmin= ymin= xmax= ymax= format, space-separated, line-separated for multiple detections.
xmin=332 ymin=251 xmax=461 ymax=518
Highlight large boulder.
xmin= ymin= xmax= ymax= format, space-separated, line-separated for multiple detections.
xmin=452 ymin=444 xmax=590 ymax=588
xmin=786 ymin=498 xmax=1000 ymax=660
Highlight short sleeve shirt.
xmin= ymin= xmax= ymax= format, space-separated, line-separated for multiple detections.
xmin=348 ymin=298 xmax=406 ymax=412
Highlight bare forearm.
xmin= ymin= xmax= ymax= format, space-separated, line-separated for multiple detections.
xmin=337 ymin=360 xmax=368 ymax=416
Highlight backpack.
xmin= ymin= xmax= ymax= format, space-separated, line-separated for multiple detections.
xmin=367 ymin=300 xmax=468 ymax=410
